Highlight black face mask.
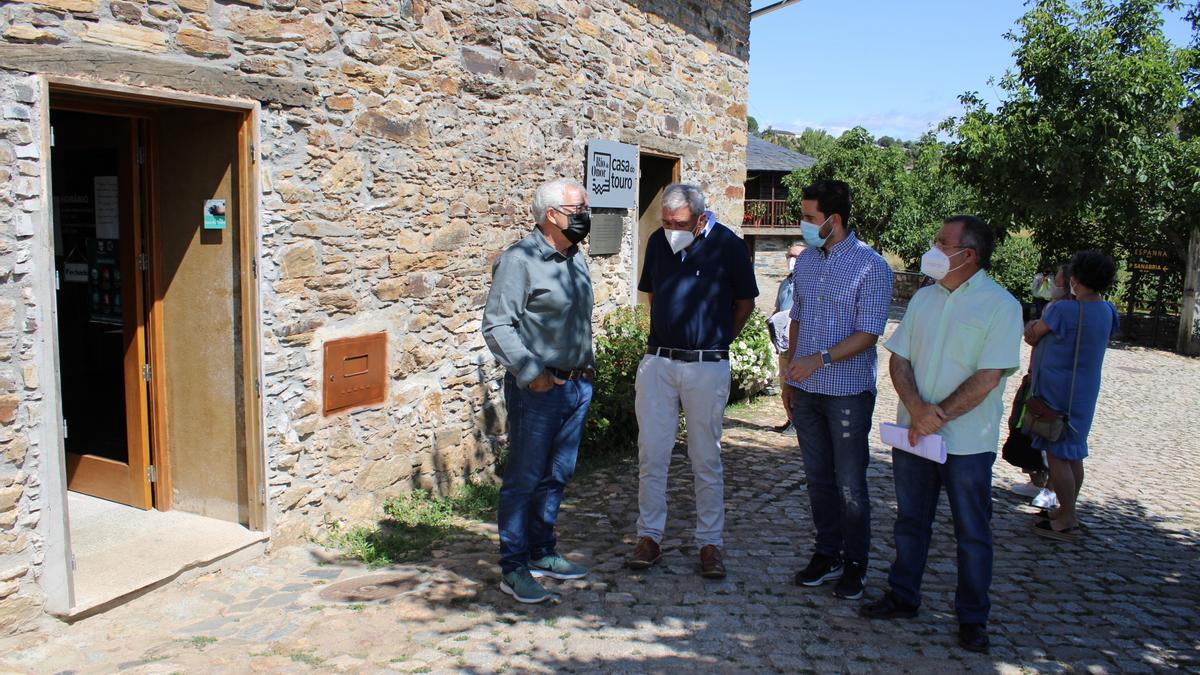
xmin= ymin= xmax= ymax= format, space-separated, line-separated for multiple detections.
xmin=562 ymin=211 xmax=591 ymax=244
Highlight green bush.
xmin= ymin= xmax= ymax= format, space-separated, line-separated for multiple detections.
xmin=579 ymin=305 xmax=777 ymax=460
xmin=581 ymin=304 xmax=649 ymax=460
xmin=990 ymin=233 xmax=1040 ymax=303
xmin=729 ymin=309 xmax=775 ymax=399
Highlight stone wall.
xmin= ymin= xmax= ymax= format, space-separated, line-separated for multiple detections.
xmin=0 ymin=71 xmax=53 ymax=632
xmin=749 ymin=234 xmax=803 ymax=316
xmin=0 ymin=0 xmax=751 ymax=626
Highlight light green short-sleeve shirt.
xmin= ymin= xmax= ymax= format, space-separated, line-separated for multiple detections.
xmin=885 ymin=270 xmax=1023 ymax=455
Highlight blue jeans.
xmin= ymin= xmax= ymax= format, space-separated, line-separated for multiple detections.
xmin=498 ymin=374 xmax=592 ymax=574
xmin=789 ymin=389 xmax=875 ymax=565
xmin=887 ymin=449 xmax=995 ymax=624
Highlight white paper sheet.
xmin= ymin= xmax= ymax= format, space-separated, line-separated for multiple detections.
xmin=880 ymin=422 xmax=947 ymax=464
xmin=94 ymin=176 xmax=119 ymax=239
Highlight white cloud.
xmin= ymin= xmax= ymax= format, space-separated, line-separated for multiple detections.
xmin=763 ymin=106 xmax=961 ymax=141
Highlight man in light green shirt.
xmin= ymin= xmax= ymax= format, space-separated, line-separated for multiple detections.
xmin=860 ymin=215 xmax=1022 ymax=656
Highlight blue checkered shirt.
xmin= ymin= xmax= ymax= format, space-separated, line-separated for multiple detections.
xmin=787 ymin=232 xmax=894 ymax=395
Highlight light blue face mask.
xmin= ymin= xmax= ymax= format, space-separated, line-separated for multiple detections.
xmin=800 ymin=214 xmax=832 ymax=248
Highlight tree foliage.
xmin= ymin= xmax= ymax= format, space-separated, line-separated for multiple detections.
xmin=782 ymin=127 xmax=910 ymax=249
xmin=944 ymin=0 xmax=1200 ymax=268
xmin=883 ymin=134 xmax=978 ymax=268
xmin=761 ymin=126 xmax=837 ymax=159
xmin=780 ymin=127 xmax=977 ymax=270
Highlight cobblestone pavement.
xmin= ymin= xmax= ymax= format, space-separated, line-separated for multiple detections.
xmin=3 ymin=325 xmax=1199 ymax=673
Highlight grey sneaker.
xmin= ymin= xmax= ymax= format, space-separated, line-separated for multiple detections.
xmin=529 ymin=554 xmax=589 ymax=580
xmin=500 ymin=567 xmax=552 ymax=604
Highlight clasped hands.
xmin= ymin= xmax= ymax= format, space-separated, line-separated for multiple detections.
xmin=907 ymin=400 xmax=947 ymax=447
xmin=781 ymin=353 xmax=822 ymax=383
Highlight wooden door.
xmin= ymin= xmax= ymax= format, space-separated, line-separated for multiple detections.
xmin=56 ymin=110 xmax=153 ymax=509
xmin=151 ymin=107 xmax=248 ymax=524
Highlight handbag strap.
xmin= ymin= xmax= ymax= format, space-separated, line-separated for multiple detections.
xmin=1064 ymin=300 xmax=1084 ymax=418
xmin=1028 ymin=301 xmax=1085 ymax=417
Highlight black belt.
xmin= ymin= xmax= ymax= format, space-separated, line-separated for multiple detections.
xmin=548 ymin=366 xmax=592 ymax=381
xmin=646 ymin=347 xmax=729 ymax=363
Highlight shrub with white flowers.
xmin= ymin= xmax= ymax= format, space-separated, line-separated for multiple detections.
xmin=729 ymin=309 xmax=775 ymax=398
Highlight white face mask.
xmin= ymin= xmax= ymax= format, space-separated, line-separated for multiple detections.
xmin=665 ymin=229 xmax=695 ymax=254
xmin=920 ymin=246 xmax=968 ymax=281
xmin=787 ymin=257 xmax=796 ymax=272
xmin=1051 ymin=285 xmax=1068 ymax=300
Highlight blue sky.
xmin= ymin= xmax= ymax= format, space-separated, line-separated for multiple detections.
xmin=748 ymin=0 xmax=1196 ymax=140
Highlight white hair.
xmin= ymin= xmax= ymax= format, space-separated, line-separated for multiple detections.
xmin=662 ymin=183 xmax=706 ymax=218
xmin=531 ymin=178 xmax=584 ymax=224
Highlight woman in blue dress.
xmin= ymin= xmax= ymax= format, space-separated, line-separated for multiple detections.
xmin=1023 ymin=251 xmax=1119 ymax=542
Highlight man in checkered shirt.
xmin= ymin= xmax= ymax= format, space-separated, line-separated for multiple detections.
xmin=782 ymin=179 xmax=894 ymax=601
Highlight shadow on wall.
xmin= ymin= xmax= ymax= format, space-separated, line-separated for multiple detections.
xmin=626 ymin=0 xmax=750 ymax=61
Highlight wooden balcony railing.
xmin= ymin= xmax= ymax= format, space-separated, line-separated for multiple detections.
xmin=742 ymin=199 xmax=798 ymax=228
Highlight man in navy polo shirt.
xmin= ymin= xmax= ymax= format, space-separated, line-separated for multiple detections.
xmin=628 ymin=183 xmax=758 ymax=579
xmin=783 ymin=179 xmax=893 ymax=601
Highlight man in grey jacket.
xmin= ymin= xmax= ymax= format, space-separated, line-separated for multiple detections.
xmin=482 ymin=177 xmax=594 ymax=604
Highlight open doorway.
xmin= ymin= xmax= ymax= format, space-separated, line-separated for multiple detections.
xmin=52 ymin=110 xmax=153 ymax=510
xmin=47 ymin=89 xmax=266 ymax=615
xmin=636 ymin=153 xmax=680 ymax=305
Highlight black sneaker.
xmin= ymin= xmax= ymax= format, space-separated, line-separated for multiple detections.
xmin=859 ymin=590 xmax=919 ymax=620
xmin=958 ymin=622 xmax=990 ymax=654
xmin=794 ymin=552 xmax=843 ymax=586
xmin=832 ymin=561 xmax=866 ymax=599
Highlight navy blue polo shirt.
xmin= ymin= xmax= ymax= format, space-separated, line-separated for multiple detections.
xmin=638 ymin=222 xmax=759 ymax=350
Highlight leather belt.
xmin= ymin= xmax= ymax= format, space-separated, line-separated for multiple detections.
xmin=548 ymin=366 xmax=592 ymax=381
xmin=646 ymin=347 xmax=729 ymax=363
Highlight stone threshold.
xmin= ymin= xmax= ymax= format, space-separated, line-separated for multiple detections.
xmin=59 ymin=492 xmax=269 ymax=622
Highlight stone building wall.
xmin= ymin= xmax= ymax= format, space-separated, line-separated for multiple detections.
xmin=0 ymin=0 xmax=750 ymax=627
xmin=749 ymin=234 xmax=803 ymax=316
xmin=0 ymin=70 xmax=54 ymax=633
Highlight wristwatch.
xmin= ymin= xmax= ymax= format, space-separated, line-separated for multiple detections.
xmin=819 ymin=350 xmax=832 ymax=367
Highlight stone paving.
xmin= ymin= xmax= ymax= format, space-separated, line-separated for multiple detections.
xmin=2 ymin=322 xmax=1199 ymax=673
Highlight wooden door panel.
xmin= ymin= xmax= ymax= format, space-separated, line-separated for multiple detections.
xmin=53 ymin=107 xmax=152 ymax=510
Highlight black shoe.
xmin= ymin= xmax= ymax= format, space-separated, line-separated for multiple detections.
xmin=832 ymin=561 xmax=866 ymax=599
xmin=859 ymin=590 xmax=919 ymax=620
xmin=773 ymin=421 xmax=794 ymax=433
xmin=794 ymin=552 xmax=842 ymax=586
xmin=958 ymin=622 xmax=990 ymax=654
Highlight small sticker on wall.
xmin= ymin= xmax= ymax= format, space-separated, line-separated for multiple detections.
xmin=204 ymin=199 xmax=227 ymax=230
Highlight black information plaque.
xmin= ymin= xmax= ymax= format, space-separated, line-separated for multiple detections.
xmin=588 ymin=209 xmax=625 ymax=256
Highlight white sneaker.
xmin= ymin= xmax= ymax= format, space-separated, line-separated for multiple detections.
xmin=1010 ymin=481 xmax=1041 ymax=498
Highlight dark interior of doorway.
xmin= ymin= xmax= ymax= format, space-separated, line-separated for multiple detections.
xmin=52 ymin=110 xmax=133 ymax=464
xmin=637 ymin=154 xmax=678 ymax=303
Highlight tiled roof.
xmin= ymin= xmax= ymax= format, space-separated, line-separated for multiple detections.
xmin=747 ymin=135 xmax=815 ymax=172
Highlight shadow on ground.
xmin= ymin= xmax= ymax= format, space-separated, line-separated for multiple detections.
xmin=324 ymin=402 xmax=1200 ymax=673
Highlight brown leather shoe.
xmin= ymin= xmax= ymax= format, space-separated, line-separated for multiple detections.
xmin=699 ymin=545 xmax=726 ymax=579
xmin=628 ymin=536 xmax=661 ymax=570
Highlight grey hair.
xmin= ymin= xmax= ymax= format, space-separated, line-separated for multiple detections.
xmin=945 ymin=214 xmax=995 ymax=270
xmin=662 ymin=183 xmax=706 ymax=218
xmin=531 ymin=178 xmax=584 ymax=224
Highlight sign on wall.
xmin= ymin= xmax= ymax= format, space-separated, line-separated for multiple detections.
xmin=586 ymin=139 xmax=638 ymax=209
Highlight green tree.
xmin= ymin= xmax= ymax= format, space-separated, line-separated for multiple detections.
xmin=945 ymin=0 xmax=1199 ymax=269
xmin=761 ymin=126 xmax=837 ymax=159
xmin=883 ymin=134 xmax=979 ymax=269
xmin=747 ymin=115 xmax=760 ymax=136
xmin=792 ymin=127 xmax=838 ymax=158
xmin=782 ymin=127 xmax=909 ymax=248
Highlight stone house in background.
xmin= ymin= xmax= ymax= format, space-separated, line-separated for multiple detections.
xmin=741 ymin=135 xmax=812 ymax=313
xmin=0 ymin=0 xmax=751 ymax=631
